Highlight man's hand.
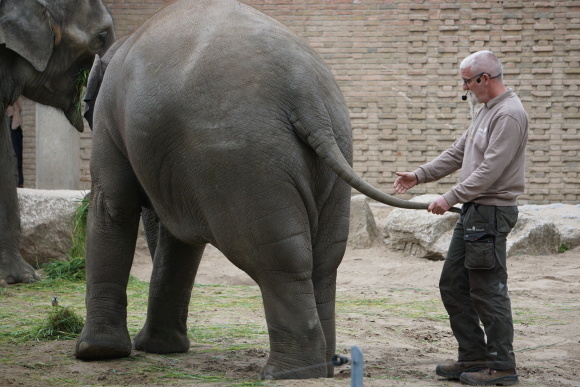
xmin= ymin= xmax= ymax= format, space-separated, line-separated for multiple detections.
xmin=393 ymin=172 xmax=418 ymax=194
xmin=428 ymin=196 xmax=451 ymax=215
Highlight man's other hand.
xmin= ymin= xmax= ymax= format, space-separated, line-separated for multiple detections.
xmin=393 ymin=172 xmax=418 ymax=194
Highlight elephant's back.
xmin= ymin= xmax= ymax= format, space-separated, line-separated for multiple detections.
xmin=113 ymin=0 xmax=339 ymax=124
xmin=106 ymin=0 xmax=348 ymax=164
xmin=120 ymin=0 xmax=314 ymax=81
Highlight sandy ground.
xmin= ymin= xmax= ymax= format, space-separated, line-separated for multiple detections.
xmin=124 ymin=207 xmax=580 ymax=386
xmin=2 ymin=207 xmax=578 ymax=386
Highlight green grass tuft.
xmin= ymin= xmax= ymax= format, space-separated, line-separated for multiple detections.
xmin=21 ymin=306 xmax=84 ymax=341
xmin=42 ymin=194 xmax=89 ymax=281
xmin=69 ymin=194 xmax=89 ymax=259
xmin=558 ymin=243 xmax=570 ymax=253
xmin=42 ymin=256 xmax=86 ymax=282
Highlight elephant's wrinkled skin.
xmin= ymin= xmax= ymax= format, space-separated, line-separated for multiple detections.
xmin=0 ymin=0 xmax=114 ymax=284
xmin=76 ymin=0 xmax=429 ymax=379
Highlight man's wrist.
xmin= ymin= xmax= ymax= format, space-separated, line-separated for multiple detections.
xmin=442 ymin=192 xmax=457 ymax=208
xmin=412 ymin=168 xmax=425 ymax=184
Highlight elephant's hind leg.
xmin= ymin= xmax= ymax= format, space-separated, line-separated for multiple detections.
xmin=133 ymin=223 xmax=204 ymax=354
xmin=75 ymin=130 xmax=143 ymax=360
xmin=311 ymin=183 xmax=350 ymax=377
xmin=247 ymin=234 xmax=327 ymax=380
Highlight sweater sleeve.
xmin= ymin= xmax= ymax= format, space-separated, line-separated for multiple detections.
xmin=413 ymin=131 xmax=466 ymax=184
xmin=444 ymin=114 xmax=525 ymax=205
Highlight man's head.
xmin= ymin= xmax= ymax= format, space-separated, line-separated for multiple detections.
xmin=460 ymin=50 xmax=506 ymax=104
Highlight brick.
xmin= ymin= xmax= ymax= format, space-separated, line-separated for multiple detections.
xmin=534 ymin=23 xmax=556 ymax=29
xmin=409 ymin=14 xmax=430 ymax=21
xmin=439 ymin=26 xmax=460 ymax=31
xmin=504 ymin=2 xmax=525 ymax=8
xmin=533 ymin=45 xmax=554 ymax=51
xmin=503 ymin=25 xmax=523 ymax=31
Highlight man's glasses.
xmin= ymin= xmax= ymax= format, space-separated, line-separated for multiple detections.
xmin=463 ymin=72 xmax=485 ymax=85
xmin=463 ymin=72 xmax=502 ymax=85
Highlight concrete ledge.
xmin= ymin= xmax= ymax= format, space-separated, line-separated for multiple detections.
xmin=18 ymin=188 xmax=87 ymax=266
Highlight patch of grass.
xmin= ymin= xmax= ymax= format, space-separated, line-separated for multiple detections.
xmin=513 ymin=307 xmax=553 ymax=325
xmin=21 ymin=306 xmax=84 ymax=341
xmin=186 ymin=285 xmax=268 ymax=350
xmin=145 ymin=364 xmax=225 ymax=382
xmin=558 ymin=242 xmax=570 ymax=253
xmin=43 ymin=194 xmax=89 ymax=281
xmin=42 ymin=256 xmax=86 ymax=282
xmin=0 ymin=278 xmax=149 ymax=342
xmin=69 ymin=193 xmax=89 ymax=258
xmin=550 ymin=300 xmax=580 ymax=312
xmin=191 ymin=285 xmax=263 ymax=311
xmin=135 ymin=354 xmax=266 ymax=385
xmin=337 ymin=293 xmax=448 ymax=322
xmin=21 ymin=361 xmax=54 ymax=369
xmin=0 ymin=280 xmax=83 ymax=342
xmin=188 ymin=323 xmax=267 ymax=349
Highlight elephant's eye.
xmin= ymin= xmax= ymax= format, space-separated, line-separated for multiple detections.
xmin=96 ymin=30 xmax=108 ymax=45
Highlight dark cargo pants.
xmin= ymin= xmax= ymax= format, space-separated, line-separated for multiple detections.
xmin=439 ymin=202 xmax=518 ymax=370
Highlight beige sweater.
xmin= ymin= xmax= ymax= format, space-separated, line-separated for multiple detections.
xmin=414 ymin=89 xmax=528 ymax=207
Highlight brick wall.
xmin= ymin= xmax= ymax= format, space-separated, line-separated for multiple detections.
xmin=21 ymin=0 xmax=579 ymax=204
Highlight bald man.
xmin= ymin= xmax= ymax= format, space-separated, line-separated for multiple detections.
xmin=393 ymin=51 xmax=528 ymax=386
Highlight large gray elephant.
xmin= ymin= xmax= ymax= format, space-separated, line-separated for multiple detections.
xmin=0 ymin=0 xmax=114 ymax=284
xmin=75 ymin=0 xmax=436 ymax=379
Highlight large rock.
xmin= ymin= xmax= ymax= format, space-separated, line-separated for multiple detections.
xmin=384 ymin=195 xmax=579 ymax=259
xmin=506 ymin=213 xmax=561 ymax=256
xmin=518 ymin=203 xmax=580 ymax=250
xmin=18 ymin=189 xmax=87 ymax=267
xmin=384 ymin=195 xmax=459 ymax=260
xmin=348 ymin=195 xmax=380 ymax=249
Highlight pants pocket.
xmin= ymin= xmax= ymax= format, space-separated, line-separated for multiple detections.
xmin=496 ymin=206 xmax=518 ymax=233
xmin=465 ymin=233 xmax=495 ymax=269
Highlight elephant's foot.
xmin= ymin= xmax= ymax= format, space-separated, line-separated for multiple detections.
xmin=133 ymin=326 xmax=190 ymax=354
xmin=0 ymin=252 xmax=40 ymax=284
xmin=75 ymin=324 xmax=132 ymax=360
xmin=258 ymin=354 xmax=328 ymax=380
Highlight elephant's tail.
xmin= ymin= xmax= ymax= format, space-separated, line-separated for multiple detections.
xmin=289 ymin=111 xmax=459 ymax=213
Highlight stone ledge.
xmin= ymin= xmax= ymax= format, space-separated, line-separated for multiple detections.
xmin=18 ymin=188 xmax=88 ymax=266
xmin=381 ymin=195 xmax=578 ymax=260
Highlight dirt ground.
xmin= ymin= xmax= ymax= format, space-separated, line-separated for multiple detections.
xmin=2 ymin=207 xmax=579 ymax=386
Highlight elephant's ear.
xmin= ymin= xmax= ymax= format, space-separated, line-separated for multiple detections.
xmin=0 ymin=0 xmax=55 ymax=72
xmin=83 ymin=55 xmax=104 ymax=131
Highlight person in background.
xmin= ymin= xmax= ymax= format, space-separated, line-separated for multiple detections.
xmin=393 ymin=50 xmax=528 ymax=386
xmin=6 ymin=96 xmax=24 ymax=188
